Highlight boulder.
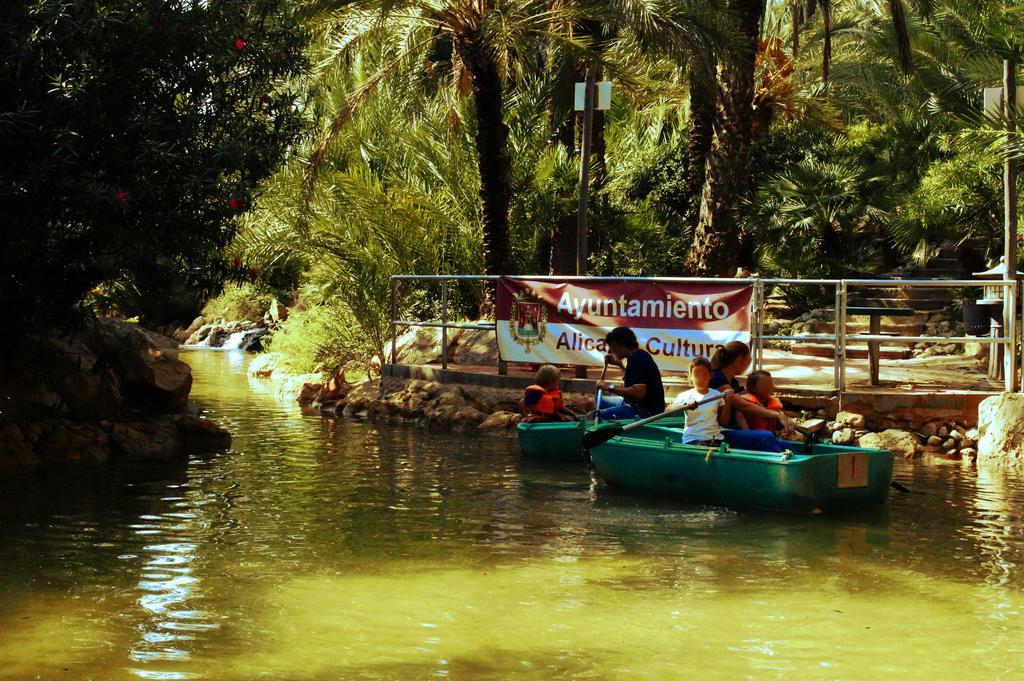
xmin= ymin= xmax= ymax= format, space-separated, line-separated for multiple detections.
xmin=317 ymin=371 xmax=352 ymax=403
xmin=977 ymin=394 xmax=1024 ymax=467
xmin=185 ymin=323 xmax=217 ymax=346
xmin=297 ymin=381 xmax=325 ymax=405
xmin=175 ymin=415 xmax=232 ymax=452
xmin=179 ymin=316 xmax=206 ymax=343
xmin=80 ymin=318 xmax=191 ymax=411
xmin=859 ymin=429 xmax=922 ymax=458
xmin=835 ymin=411 xmax=867 ymax=429
xmin=479 ymin=411 xmax=520 ymax=431
xmin=269 ymin=299 xmax=288 ymax=323
xmin=0 ymin=420 xmax=41 ymax=472
xmin=961 ymin=447 xmax=978 ymax=460
xmin=926 ymin=435 xmax=942 ymax=447
xmin=248 ymin=353 xmax=280 ymax=378
xmin=831 ymin=428 xmax=856 ymax=446
xmin=35 ymin=421 xmax=111 ymax=465
xmin=110 ymin=421 xmax=181 ymax=459
xmin=449 ymin=327 xmax=499 ymax=366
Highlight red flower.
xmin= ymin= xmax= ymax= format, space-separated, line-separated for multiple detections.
xmin=235 ymin=38 xmax=246 ymax=50
xmin=228 ymin=197 xmax=241 ymax=210
xmin=116 ymin=191 xmax=127 ymax=200
xmin=249 ymin=267 xmax=260 ymax=280
xmin=232 ymin=257 xmax=242 ymax=269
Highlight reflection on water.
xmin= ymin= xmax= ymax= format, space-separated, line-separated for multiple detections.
xmin=0 ymin=349 xmax=1022 ymax=680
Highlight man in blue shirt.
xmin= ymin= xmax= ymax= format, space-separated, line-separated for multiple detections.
xmin=594 ymin=327 xmax=665 ymax=420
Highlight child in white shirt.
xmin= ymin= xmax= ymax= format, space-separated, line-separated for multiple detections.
xmin=672 ymin=356 xmax=734 ymax=445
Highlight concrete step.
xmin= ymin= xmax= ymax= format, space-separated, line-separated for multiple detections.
xmin=867 ymin=287 xmax=955 ymax=302
xmin=807 ymin=320 xmax=927 ymax=335
xmin=791 ymin=343 xmax=914 ymax=360
xmin=848 ymin=297 xmax=952 ymax=311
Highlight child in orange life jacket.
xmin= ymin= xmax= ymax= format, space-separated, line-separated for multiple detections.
xmin=519 ymin=365 xmax=577 ymax=422
xmin=739 ymin=370 xmax=790 ymax=435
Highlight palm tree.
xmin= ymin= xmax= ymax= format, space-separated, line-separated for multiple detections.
xmin=302 ymin=0 xmax=582 ymax=285
xmin=684 ymin=0 xmax=921 ymax=276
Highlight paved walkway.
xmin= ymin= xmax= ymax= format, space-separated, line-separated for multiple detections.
xmin=424 ymin=349 xmax=1003 ymax=395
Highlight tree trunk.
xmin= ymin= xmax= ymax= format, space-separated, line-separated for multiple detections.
xmin=457 ymin=36 xmax=513 ymax=284
xmin=684 ymin=72 xmax=715 ymax=234
xmin=684 ymin=0 xmax=765 ymax=277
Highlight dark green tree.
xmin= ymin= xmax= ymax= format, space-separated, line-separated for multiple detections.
xmin=0 ymin=0 xmax=309 ymax=334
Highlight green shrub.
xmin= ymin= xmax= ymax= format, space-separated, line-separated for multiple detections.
xmin=201 ymin=284 xmax=274 ymax=323
xmin=266 ymin=301 xmax=375 ymax=376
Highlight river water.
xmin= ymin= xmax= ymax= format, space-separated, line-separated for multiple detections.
xmin=1 ymin=350 xmax=1023 ymax=680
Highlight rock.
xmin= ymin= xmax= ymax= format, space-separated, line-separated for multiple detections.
xmin=237 ymin=328 xmax=268 ymax=352
xmin=920 ymin=422 xmax=940 ymax=438
xmin=942 ymin=438 xmax=956 ymax=450
xmin=977 ymin=394 xmax=1024 ymax=467
xmin=938 ymin=426 xmax=949 ymax=438
xmin=950 ymin=430 xmax=964 ymax=441
xmin=269 ymin=299 xmax=288 ymax=323
xmin=0 ymin=420 xmax=41 ymax=472
xmin=479 ymin=411 xmax=520 ymax=431
xmin=175 ymin=415 xmax=232 ymax=453
xmin=858 ymin=429 xmax=922 ymax=458
xmin=297 ymin=382 xmax=324 ymax=405
xmin=179 ymin=316 xmax=205 ymax=343
xmin=835 ymin=411 xmax=867 ymax=429
xmin=317 ymin=371 xmax=352 ymax=403
xmin=110 ymin=421 xmax=181 ymax=459
xmin=944 ymin=449 xmax=962 ymax=460
xmin=35 ymin=421 xmax=111 ymax=465
xmin=248 ymin=353 xmax=280 ymax=378
xmin=926 ymin=435 xmax=942 ymax=447
xmin=960 ymin=447 xmax=978 ymax=460
xmin=831 ymin=428 xmax=856 ymax=445
xmin=966 ymin=428 xmax=979 ymax=441
xmin=80 ymin=318 xmax=192 ymax=411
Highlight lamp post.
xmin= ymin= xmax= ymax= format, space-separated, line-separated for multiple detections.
xmin=574 ymin=74 xmax=611 ymax=276
xmin=1004 ymin=59 xmax=1019 ymax=391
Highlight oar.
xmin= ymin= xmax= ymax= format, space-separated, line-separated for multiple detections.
xmin=582 ymin=390 xmax=735 ymax=450
xmin=592 ymin=360 xmax=609 ymax=424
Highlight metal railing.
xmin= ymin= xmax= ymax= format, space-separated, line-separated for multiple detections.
xmin=389 ymin=275 xmax=1020 ymax=393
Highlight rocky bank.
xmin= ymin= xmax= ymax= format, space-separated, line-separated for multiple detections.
xmin=0 ymin=318 xmax=232 ymax=474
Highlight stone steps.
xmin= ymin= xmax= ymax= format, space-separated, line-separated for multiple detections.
xmin=807 ymin=320 xmax=928 ymax=336
xmin=791 ymin=343 xmax=914 ymax=360
xmin=848 ymin=296 xmax=952 ymax=311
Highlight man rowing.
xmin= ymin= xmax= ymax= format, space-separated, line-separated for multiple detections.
xmin=594 ymin=327 xmax=665 ymax=420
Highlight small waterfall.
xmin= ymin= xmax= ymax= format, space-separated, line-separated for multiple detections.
xmin=221 ymin=330 xmax=248 ymax=350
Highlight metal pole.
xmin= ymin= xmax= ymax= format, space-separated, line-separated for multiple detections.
xmin=441 ymin=277 xmax=448 ymax=372
xmin=390 ymin=277 xmax=398 ymax=364
xmin=575 ymin=66 xmax=596 ymax=276
xmin=1005 ymin=58 xmax=1019 ymax=390
xmin=753 ymin=280 xmax=764 ymax=370
xmin=836 ymin=282 xmax=847 ymax=392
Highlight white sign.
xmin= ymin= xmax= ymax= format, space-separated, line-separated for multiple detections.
xmin=574 ymin=81 xmax=612 ymax=111
xmin=983 ymin=86 xmax=1024 ymax=117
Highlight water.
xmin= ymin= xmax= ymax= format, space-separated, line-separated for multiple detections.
xmin=1 ymin=350 xmax=1023 ymax=680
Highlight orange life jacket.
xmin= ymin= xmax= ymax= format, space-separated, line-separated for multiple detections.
xmin=741 ymin=393 xmax=784 ymax=432
xmin=524 ymin=385 xmax=563 ymax=419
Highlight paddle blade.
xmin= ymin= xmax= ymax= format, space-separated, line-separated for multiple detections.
xmin=582 ymin=422 xmax=624 ymax=450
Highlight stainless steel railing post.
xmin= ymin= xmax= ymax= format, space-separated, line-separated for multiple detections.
xmin=441 ymin=277 xmax=448 ymax=372
xmin=390 ymin=277 xmax=398 ymax=364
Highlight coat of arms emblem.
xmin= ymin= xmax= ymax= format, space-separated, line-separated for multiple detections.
xmin=509 ymin=290 xmax=547 ymax=352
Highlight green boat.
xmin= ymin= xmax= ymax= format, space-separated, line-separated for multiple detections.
xmin=589 ymin=424 xmax=894 ymax=514
xmin=518 ymin=417 xmax=688 ymax=461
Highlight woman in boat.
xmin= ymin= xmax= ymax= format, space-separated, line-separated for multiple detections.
xmin=708 ymin=339 xmax=794 ymax=430
xmin=594 ymin=327 xmax=665 ymax=420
